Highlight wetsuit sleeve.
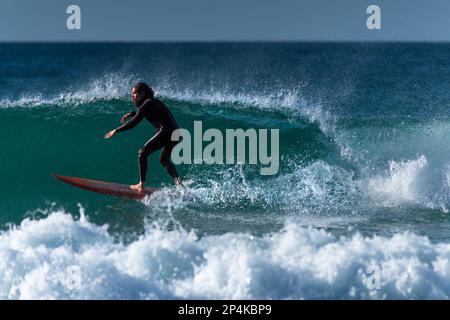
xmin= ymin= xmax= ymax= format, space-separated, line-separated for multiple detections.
xmin=116 ymin=106 xmax=145 ymax=132
xmin=129 ymin=111 xmax=136 ymax=116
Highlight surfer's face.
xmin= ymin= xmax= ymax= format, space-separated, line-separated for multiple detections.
xmin=132 ymin=87 xmax=144 ymax=106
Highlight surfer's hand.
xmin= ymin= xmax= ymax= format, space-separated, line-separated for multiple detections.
xmin=104 ymin=129 xmax=117 ymax=139
xmin=121 ymin=113 xmax=132 ymax=123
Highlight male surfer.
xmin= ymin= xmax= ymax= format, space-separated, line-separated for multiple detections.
xmin=104 ymin=82 xmax=182 ymax=192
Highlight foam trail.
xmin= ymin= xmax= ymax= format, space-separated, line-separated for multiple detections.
xmin=1 ymin=207 xmax=450 ymax=299
xmin=141 ymin=162 xmax=364 ymax=216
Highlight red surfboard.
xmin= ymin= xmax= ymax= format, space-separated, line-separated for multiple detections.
xmin=53 ymin=174 xmax=158 ymax=199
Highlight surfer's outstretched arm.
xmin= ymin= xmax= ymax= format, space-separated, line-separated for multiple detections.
xmin=115 ymin=106 xmax=145 ymax=133
xmin=105 ymin=108 xmax=144 ymax=139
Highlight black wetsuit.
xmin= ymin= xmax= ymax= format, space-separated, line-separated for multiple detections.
xmin=115 ymin=98 xmax=180 ymax=183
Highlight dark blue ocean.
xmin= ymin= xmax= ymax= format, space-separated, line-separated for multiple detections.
xmin=1 ymin=43 xmax=450 ymax=299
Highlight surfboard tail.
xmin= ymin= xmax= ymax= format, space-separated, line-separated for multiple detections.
xmin=53 ymin=174 xmax=158 ymax=199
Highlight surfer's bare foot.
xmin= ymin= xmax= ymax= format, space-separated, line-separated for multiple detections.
xmin=130 ymin=182 xmax=145 ymax=192
xmin=174 ymin=178 xmax=184 ymax=187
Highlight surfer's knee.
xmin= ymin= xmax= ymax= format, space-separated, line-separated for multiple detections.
xmin=138 ymin=148 xmax=147 ymax=160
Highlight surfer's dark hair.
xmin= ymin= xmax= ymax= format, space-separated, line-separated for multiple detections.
xmin=133 ymin=82 xmax=155 ymax=99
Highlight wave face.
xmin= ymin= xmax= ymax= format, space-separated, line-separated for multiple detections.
xmin=2 ymin=43 xmax=450 ymax=299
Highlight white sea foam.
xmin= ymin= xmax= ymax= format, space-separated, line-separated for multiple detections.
xmin=1 ymin=207 xmax=450 ymax=299
xmin=366 ymin=155 xmax=450 ymax=211
xmin=368 ymin=156 xmax=429 ymax=206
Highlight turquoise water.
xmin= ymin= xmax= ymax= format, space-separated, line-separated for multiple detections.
xmin=2 ymin=43 xmax=450 ymax=299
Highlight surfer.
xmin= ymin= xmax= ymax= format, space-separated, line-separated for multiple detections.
xmin=104 ymin=82 xmax=183 ymax=192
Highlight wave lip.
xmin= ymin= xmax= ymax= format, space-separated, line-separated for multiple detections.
xmin=1 ymin=207 xmax=450 ymax=299
xmin=1 ymin=76 xmax=311 ymax=118
xmin=0 ymin=73 xmax=136 ymax=109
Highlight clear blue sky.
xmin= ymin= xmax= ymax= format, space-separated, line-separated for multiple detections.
xmin=1 ymin=0 xmax=450 ymax=41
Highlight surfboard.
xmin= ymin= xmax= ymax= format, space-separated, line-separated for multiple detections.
xmin=53 ymin=174 xmax=158 ymax=199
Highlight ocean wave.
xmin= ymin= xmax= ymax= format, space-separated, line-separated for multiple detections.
xmin=1 ymin=207 xmax=450 ymax=299
xmin=0 ymin=74 xmax=345 ymax=155
xmin=0 ymin=71 xmax=343 ymax=144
